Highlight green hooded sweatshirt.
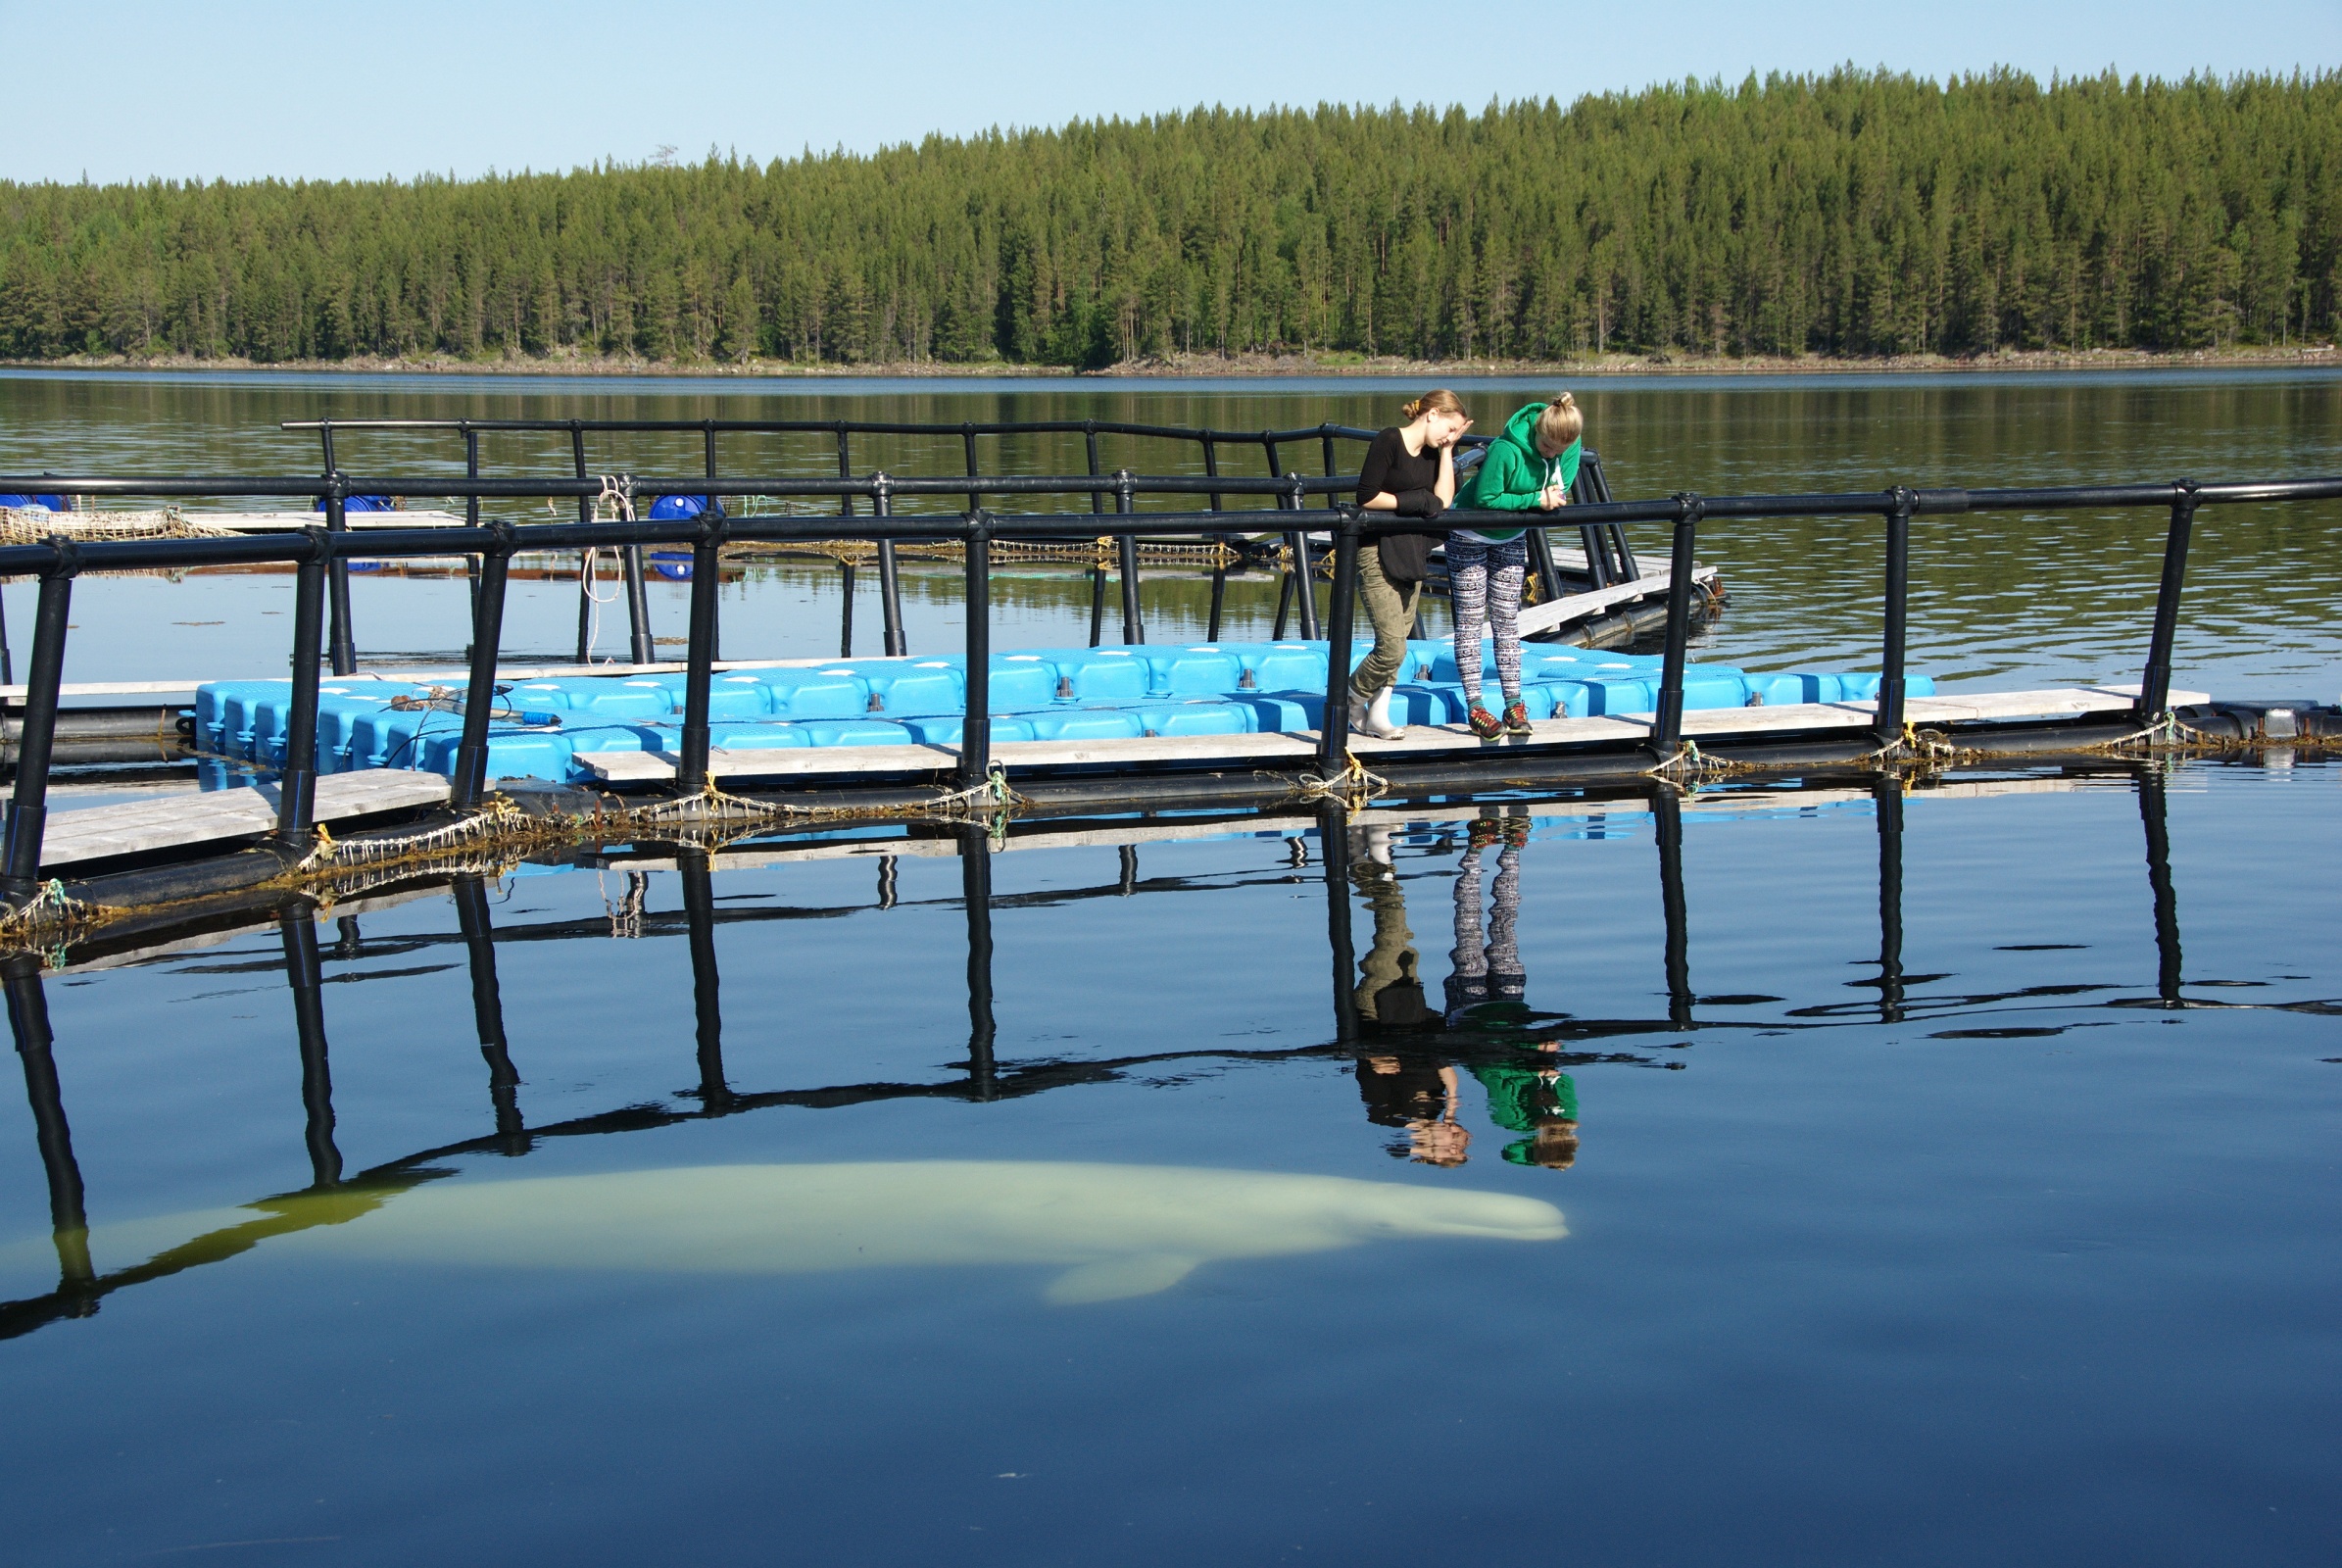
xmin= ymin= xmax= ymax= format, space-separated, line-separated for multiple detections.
xmin=1470 ymin=1064 xmax=1579 ymax=1166
xmin=1452 ymin=403 xmax=1583 ymax=544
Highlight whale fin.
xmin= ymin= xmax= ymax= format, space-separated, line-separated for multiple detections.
xmin=1046 ymin=1253 xmax=1200 ymax=1304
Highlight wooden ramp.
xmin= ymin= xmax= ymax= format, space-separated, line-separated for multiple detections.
xmin=1518 ymin=564 xmax=1716 ymax=638
xmin=38 ymin=771 xmax=449 ymax=871
xmin=572 ymin=684 xmax=2196 ymax=785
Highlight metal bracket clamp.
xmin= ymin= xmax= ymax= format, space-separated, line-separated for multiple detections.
xmin=40 ymin=536 xmax=81 ymax=580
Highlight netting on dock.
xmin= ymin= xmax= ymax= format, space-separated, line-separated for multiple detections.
xmin=727 ymin=535 xmax=1246 ymax=569
xmin=0 ymin=508 xmax=240 ymax=546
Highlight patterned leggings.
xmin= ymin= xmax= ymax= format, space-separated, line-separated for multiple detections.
xmin=1445 ymin=843 xmax=1526 ymax=1019
xmin=1448 ymin=536 xmax=1529 ymax=708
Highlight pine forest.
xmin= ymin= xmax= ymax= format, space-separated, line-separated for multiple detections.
xmin=2 ymin=69 xmax=2336 ymax=368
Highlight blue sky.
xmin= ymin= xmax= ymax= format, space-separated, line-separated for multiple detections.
xmin=7 ymin=0 xmax=2337 ymax=183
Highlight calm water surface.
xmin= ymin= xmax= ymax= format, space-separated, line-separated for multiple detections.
xmin=0 ymin=370 xmax=2338 ymax=1565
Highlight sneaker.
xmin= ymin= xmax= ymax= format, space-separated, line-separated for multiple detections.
xmin=1502 ymin=701 xmax=1533 ymax=737
xmin=1467 ymin=704 xmax=1503 ymax=739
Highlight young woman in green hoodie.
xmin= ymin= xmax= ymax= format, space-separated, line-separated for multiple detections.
xmin=1448 ymin=394 xmax=1584 ymax=737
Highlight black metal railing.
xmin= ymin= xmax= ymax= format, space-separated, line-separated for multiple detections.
xmin=2 ymin=461 xmax=2337 ymax=905
xmin=272 ymin=416 xmax=1603 ymax=659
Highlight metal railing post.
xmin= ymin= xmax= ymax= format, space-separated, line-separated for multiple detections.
xmin=2139 ymin=765 xmax=2183 ymax=1006
xmin=1084 ymin=422 xmax=1104 ymax=517
xmin=1202 ymin=436 xmax=1228 ymax=641
xmin=1653 ymin=788 xmax=1692 ymax=1028
xmin=273 ymin=526 xmax=329 ymax=846
xmin=451 ymin=521 xmax=514 ymax=809
xmin=620 ymin=538 xmax=654 ymax=665
xmin=958 ymin=514 xmax=992 ymax=790
xmin=1530 ymin=525 xmax=1567 ymax=604
xmin=7 ymin=956 xmax=93 ymax=1292
xmin=452 ymin=874 xmax=523 ymax=1149
xmin=2137 ymin=479 xmax=2200 ymax=720
xmin=1649 ymin=494 xmax=1701 ymax=760
xmin=1086 ymin=423 xmax=1108 ymax=649
xmin=677 ymin=504 xmax=725 ymax=794
xmin=1316 ymin=513 xmax=1360 ymax=774
xmin=872 ymin=476 xmax=906 ymax=657
xmin=962 ymin=423 xmax=982 ymax=514
xmin=1268 ymin=444 xmax=1320 ymax=638
xmin=703 ymin=421 xmax=723 ymax=661
xmin=1876 ymin=486 xmax=1915 ymax=747
xmin=462 ymin=424 xmax=481 ymax=625
xmin=1874 ymin=777 xmax=1906 ymax=1024
xmin=960 ymin=823 xmax=998 ymax=1101
xmin=1 ymin=548 xmax=76 ymax=901
xmin=569 ymin=422 xmax=593 ymax=662
xmin=1576 ymin=520 xmax=1612 ymax=589
xmin=680 ymin=848 xmax=730 ymax=1109
xmin=317 ymin=426 xmax=357 ymax=676
xmin=1320 ymin=801 xmax=1359 ymax=1043
xmin=1114 ymin=469 xmax=1143 ymax=644
xmin=281 ymin=906 xmax=342 ymax=1189
xmin=838 ymin=561 xmax=856 ymax=658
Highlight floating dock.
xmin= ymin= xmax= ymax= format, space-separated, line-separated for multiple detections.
xmin=186 ymin=640 xmax=1924 ymax=789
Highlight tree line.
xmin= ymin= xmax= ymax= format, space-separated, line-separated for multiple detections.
xmin=2 ymin=69 xmax=2335 ymax=368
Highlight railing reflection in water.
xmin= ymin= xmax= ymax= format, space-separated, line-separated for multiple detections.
xmin=2 ymin=769 xmax=2196 ymax=1339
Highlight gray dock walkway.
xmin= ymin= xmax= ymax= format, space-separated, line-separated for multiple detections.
xmin=37 ymin=771 xmax=449 ymax=870
xmin=572 ymin=684 xmax=2193 ymax=785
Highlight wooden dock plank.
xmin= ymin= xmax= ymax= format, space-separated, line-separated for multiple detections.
xmin=39 ymin=770 xmax=450 ymax=869
xmin=569 ymin=685 xmax=2199 ymax=786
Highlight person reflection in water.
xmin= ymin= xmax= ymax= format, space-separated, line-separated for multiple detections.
xmin=1350 ymin=827 xmax=1471 ymax=1164
xmin=1447 ymin=816 xmax=1581 ymax=1169
xmin=1348 ymin=821 xmax=1580 ymax=1168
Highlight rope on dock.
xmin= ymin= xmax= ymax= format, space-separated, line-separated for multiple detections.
xmin=1284 ymin=756 xmax=1391 ymax=810
xmin=2084 ymin=710 xmax=2341 ymax=757
xmin=0 ymin=878 xmax=113 ymax=960
xmin=1643 ymin=739 xmax=1749 ymax=780
xmin=262 ymin=763 xmax=1032 ymax=899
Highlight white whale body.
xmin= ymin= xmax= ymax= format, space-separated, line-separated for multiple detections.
xmin=17 ymin=1161 xmax=1568 ymax=1304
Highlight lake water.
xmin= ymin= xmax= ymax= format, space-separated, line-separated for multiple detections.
xmin=0 ymin=368 xmax=2338 ymax=1565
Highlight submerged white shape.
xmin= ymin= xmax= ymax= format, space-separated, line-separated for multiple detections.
xmin=251 ymin=1160 xmax=1569 ymax=1302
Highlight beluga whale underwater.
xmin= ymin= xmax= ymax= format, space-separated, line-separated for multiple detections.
xmin=9 ymin=1161 xmax=1569 ymax=1307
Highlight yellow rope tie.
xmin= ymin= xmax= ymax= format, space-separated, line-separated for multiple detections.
xmin=1644 ymin=739 xmax=1743 ymax=779
xmin=1292 ymin=755 xmax=1390 ymax=810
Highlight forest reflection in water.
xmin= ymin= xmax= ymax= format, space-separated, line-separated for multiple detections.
xmin=0 ymin=761 xmax=2213 ymax=1340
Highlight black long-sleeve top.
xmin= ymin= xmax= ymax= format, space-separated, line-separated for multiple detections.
xmin=1355 ymin=427 xmax=1444 ymax=517
xmin=1355 ymin=426 xmax=1447 ymax=585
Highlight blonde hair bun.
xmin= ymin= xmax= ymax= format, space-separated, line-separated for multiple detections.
xmin=1536 ymin=393 xmax=1585 ymax=446
xmin=1401 ymin=389 xmax=1468 ymax=422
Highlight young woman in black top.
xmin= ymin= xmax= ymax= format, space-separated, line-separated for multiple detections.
xmin=1351 ymin=389 xmax=1471 ymax=738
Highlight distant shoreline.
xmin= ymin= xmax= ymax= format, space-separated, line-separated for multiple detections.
xmin=4 ymin=346 xmax=2336 ymax=381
